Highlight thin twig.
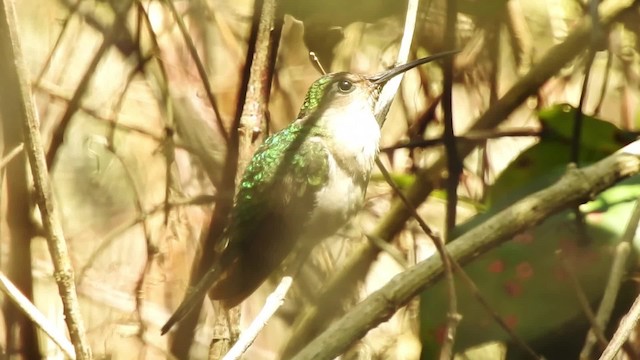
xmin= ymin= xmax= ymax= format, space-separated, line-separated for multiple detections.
xmin=77 ymin=195 xmax=216 ymax=282
xmin=308 ymin=51 xmax=326 ymax=75
xmin=480 ymin=8 xmax=503 ymax=199
xmin=505 ymin=0 xmax=533 ymax=74
xmin=0 ymin=143 xmax=24 ymax=171
xmin=450 ymin=261 xmax=541 ymax=360
xmin=0 ymin=272 xmax=76 ymax=359
xmin=557 ymin=250 xmax=609 ymax=349
xmin=133 ymin=1 xmax=179 ymax=223
xmin=1 ymin=0 xmax=92 ymax=357
xmin=621 ymin=195 xmax=640 ymax=246
xmin=569 ymin=6 xmax=599 ymax=244
xmin=373 ymin=0 xmax=420 ymax=123
xmin=35 ymin=81 xmax=166 ymax=142
xmin=582 ymin=196 xmax=640 ymax=359
xmin=366 ymin=234 xmax=409 ymax=269
xmin=381 ymin=128 xmax=541 ymax=152
xmin=33 ymin=0 xmax=81 ymax=85
xmin=221 ymin=277 xmax=293 ymax=360
xmin=136 ymin=1 xmax=228 ymax=189
xmin=106 ymin=148 xmax=156 ymax=337
xmin=163 ymin=0 xmax=228 ymax=142
xmin=46 ymin=39 xmax=110 ymax=167
xmin=377 ymin=156 xmax=539 ymax=359
xmin=594 ymin=50 xmax=613 ymax=116
xmin=107 ymin=55 xmax=147 ymax=148
xmin=100 ymin=23 xmax=159 ymax=329
xmin=599 ymin=293 xmax=640 ymax=360
xmin=45 ymin=6 xmax=130 ymax=168
xmin=375 ymin=158 xmax=460 ymax=360
xmin=571 ymin=50 xmax=596 ymax=165
xmin=151 ymin=0 xmax=175 ymax=229
xmin=580 ymin=242 xmax=630 ymax=359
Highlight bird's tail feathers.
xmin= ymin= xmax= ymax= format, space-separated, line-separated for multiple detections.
xmin=160 ymin=266 xmax=221 ymax=335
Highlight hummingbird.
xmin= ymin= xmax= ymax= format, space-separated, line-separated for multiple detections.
xmin=161 ymin=51 xmax=457 ymax=335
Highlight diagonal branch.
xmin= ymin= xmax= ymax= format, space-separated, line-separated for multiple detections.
xmin=0 ymin=272 xmax=76 ymax=359
xmin=291 ymin=140 xmax=640 ymax=360
xmin=163 ymin=0 xmax=228 ymax=142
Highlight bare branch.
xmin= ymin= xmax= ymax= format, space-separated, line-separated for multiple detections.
xmin=373 ymin=0 xmax=420 ymax=123
xmin=0 ymin=143 xmax=24 ymax=171
xmin=599 ymin=292 xmax=640 ymax=360
xmin=581 ymin=196 xmax=640 ymax=359
xmin=222 ymin=277 xmax=292 ymax=360
xmin=163 ymin=0 xmax=228 ymax=142
xmin=1 ymin=0 xmax=92 ymax=357
xmin=0 ymin=272 xmax=76 ymax=359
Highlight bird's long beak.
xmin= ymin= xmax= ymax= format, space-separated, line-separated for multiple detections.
xmin=368 ymin=50 xmax=460 ymax=84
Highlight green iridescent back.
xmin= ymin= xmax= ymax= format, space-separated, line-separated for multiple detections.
xmin=211 ymin=117 xmax=330 ymax=302
xmin=227 ymin=120 xmax=330 ymax=248
xmin=232 ymin=72 xmax=337 ymax=216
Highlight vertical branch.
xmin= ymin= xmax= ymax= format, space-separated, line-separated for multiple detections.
xmin=571 ymin=0 xmax=604 ymax=245
xmin=442 ymin=0 xmax=460 ymax=237
xmin=219 ymin=0 xmax=280 ymax=356
xmin=480 ymin=10 xmax=503 ymax=198
xmin=238 ymin=0 xmax=280 ymax=160
xmin=440 ymin=3 xmax=460 ymax=356
xmin=168 ymin=0 xmax=282 ymax=357
xmin=1 ymin=0 xmax=92 ymax=358
xmin=0 ymin=1 xmax=40 ymax=357
xmin=570 ymin=50 xmax=595 ymax=165
xmin=594 ymin=49 xmax=612 ymax=116
xmin=373 ymin=0 xmax=420 ymax=122
xmin=572 ymin=0 xmax=606 ymax=165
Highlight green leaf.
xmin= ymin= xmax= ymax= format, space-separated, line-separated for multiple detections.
xmin=488 ymin=104 xmax=636 ymax=208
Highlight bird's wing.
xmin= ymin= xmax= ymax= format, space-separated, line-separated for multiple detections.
xmin=161 ymin=124 xmax=330 ymax=334
xmin=211 ymin=124 xmax=330 ymax=305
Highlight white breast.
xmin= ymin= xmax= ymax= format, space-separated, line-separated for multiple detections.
xmin=305 ymin=152 xmax=367 ymax=239
xmin=303 ymin=100 xmax=381 ymax=240
xmin=320 ymin=99 xmax=381 ymax=172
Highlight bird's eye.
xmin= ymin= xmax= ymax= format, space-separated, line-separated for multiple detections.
xmin=337 ymin=80 xmax=354 ymax=93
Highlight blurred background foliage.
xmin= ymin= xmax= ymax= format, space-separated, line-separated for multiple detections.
xmin=2 ymin=0 xmax=640 ymax=359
